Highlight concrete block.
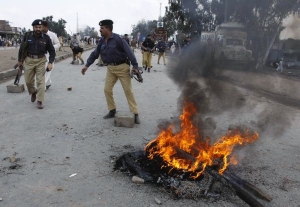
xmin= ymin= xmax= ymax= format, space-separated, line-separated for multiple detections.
xmin=7 ymin=84 xmax=25 ymax=93
xmin=114 ymin=111 xmax=135 ymax=128
xmin=73 ymin=60 xmax=79 ymax=65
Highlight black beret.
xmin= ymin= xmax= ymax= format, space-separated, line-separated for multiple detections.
xmin=32 ymin=19 xmax=43 ymax=26
xmin=99 ymin=19 xmax=113 ymax=26
xmin=124 ymin=34 xmax=128 ymax=36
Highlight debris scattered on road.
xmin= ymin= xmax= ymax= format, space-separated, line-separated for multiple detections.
xmin=154 ymin=197 xmax=162 ymax=205
xmin=132 ymin=176 xmax=144 ymax=184
xmin=67 ymin=87 xmax=72 ymax=91
xmin=57 ymin=188 xmax=63 ymax=191
xmin=9 ymin=156 xmax=16 ymax=163
xmin=0 ymin=198 xmax=2 ymax=201
xmin=69 ymin=173 xmax=77 ymax=177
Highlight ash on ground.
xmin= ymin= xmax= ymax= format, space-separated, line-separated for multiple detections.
xmin=114 ymin=150 xmax=236 ymax=200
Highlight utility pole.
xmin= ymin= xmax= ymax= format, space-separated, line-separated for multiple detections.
xmin=76 ymin=13 xmax=78 ymax=33
xmin=159 ymin=3 xmax=162 ymax=21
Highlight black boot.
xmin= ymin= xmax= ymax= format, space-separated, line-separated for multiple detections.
xmin=103 ymin=109 xmax=116 ymax=119
xmin=134 ymin=114 xmax=140 ymax=124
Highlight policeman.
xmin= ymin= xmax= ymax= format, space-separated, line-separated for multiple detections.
xmin=81 ymin=19 xmax=140 ymax=124
xmin=18 ymin=19 xmax=55 ymax=109
xmin=141 ymin=34 xmax=155 ymax=72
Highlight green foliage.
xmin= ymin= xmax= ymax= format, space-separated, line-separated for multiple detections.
xmin=131 ymin=19 xmax=158 ymax=39
xmin=42 ymin=16 xmax=67 ymax=37
xmin=79 ymin=26 xmax=99 ymax=38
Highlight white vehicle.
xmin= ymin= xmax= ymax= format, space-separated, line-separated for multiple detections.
xmin=201 ymin=22 xmax=253 ymax=66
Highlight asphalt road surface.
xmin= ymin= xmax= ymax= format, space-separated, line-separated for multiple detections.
xmin=0 ymin=50 xmax=300 ymax=207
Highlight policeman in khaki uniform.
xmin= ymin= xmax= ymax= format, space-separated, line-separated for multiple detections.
xmin=81 ymin=19 xmax=140 ymax=124
xmin=18 ymin=19 xmax=55 ymax=109
xmin=141 ymin=34 xmax=155 ymax=72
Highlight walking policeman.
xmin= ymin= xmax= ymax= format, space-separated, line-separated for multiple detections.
xmin=18 ymin=19 xmax=55 ymax=109
xmin=81 ymin=19 xmax=141 ymax=124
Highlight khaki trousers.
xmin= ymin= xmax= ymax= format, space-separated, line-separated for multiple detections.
xmin=73 ymin=52 xmax=83 ymax=62
xmin=104 ymin=63 xmax=138 ymax=114
xmin=141 ymin=50 xmax=145 ymax=67
xmin=98 ymin=56 xmax=103 ymax=65
xmin=158 ymin=52 xmax=166 ymax=64
xmin=143 ymin=51 xmax=152 ymax=68
xmin=24 ymin=56 xmax=47 ymax=102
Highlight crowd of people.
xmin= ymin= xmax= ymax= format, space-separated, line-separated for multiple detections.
xmin=0 ymin=36 xmax=21 ymax=47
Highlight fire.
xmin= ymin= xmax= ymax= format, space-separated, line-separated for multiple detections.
xmin=145 ymin=102 xmax=259 ymax=178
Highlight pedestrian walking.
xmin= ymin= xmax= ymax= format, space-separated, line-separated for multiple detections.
xmin=156 ymin=39 xmax=166 ymax=65
xmin=170 ymin=43 xmax=176 ymax=54
xmin=42 ymin=21 xmax=60 ymax=90
xmin=276 ymin=58 xmax=284 ymax=73
xmin=141 ymin=34 xmax=155 ymax=72
xmin=130 ymin=38 xmax=137 ymax=52
xmin=81 ymin=19 xmax=141 ymax=124
xmin=17 ymin=19 xmax=55 ymax=109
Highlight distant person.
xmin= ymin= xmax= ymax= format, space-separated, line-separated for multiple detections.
xmin=71 ymin=34 xmax=79 ymax=47
xmin=130 ymin=38 xmax=137 ymax=52
xmin=170 ymin=43 xmax=176 ymax=54
xmin=276 ymin=58 xmax=284 ymax=73
xmin=58 ymin=36 xmax=63 ymax=51
xmin=124 ymin=34 xmax=130 ymax=45
xmin=141 ymin=34 xmax=155 ymax=72
xmin=70 ymin=44 xmax=84 ymax=65
xmin=42 ymin=21 xmax=60 ymax=91
xmin=81 ymin=19 xmax=141 ymax=124
xmin=17 ymin=19 xmax=55 ymax=109
xmin=156 ymin=39 xmax=166 ymax=65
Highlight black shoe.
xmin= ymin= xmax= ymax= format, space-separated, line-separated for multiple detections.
xmin=135 ymin=114 xmax=140 ymax=124
xmin=157 ymin=62 xmax=159 ymax=64
xmin=103 ymin=109 xmax=116 ymax=119
xmin=46 ymin=85 xmax=51 ymax=90
xmin=148 ymin=68 xmax=150 ymax=73
xmin=144 ymin=66 xmax=147 ymax=71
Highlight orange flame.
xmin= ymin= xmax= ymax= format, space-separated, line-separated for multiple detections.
xmin=145 ymin=102 xmax=259 ymax=178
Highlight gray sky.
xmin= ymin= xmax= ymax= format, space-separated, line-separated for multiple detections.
xmin=1 ymin=0 xmax=168 ymax=35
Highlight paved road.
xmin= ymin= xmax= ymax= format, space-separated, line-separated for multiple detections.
xmin=0 ymin=50 xmax=300 ymax=207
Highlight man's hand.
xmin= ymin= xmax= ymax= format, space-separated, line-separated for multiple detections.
xmin=17 ymin=61 xmax=23 ymax=68
xmin=81 ymin=66 xmax=88 ymax=75
xmin=47 ymin=63 xmax=53 ymax=71
xmin=132 ymin=68 xmax=138 ymax=74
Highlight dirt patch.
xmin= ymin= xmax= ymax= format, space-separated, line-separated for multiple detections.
xmin=0 ymin=46 xmax=74 ymax=73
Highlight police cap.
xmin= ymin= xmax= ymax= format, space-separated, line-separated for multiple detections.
xmin=146 ymin=34 xmax=152 ymax=37
xmin=99 ymin=19 xmax=113 ymax=26
xmin=32 ymin=19 xmax=43 ymax=26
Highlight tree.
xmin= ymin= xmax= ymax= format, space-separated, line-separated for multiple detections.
xmin=79 ymin=26 xmax=99 ymax=38
xmin=42 ymin=16 xmax=68 ymax=37
xmin=131 ymin=19 xmax=158 ymax=40
xmin=164 ymin=0 xmax=300 ymax=65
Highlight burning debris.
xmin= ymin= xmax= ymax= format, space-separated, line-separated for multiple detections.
xmin=115 ymin=101 xmax=271 ymax=206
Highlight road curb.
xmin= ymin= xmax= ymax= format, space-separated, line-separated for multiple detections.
xmin=0 ymin=46 xmax=96 ymax=81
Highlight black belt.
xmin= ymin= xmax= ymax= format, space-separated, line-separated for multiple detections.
xmin=27 ymin=54 xmax=45 ymax=59
xmin=107 ymin=60 xmax=127 ymax=66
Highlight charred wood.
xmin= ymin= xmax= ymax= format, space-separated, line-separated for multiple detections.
xmin=174 ymin=147 xmax=266 ymax=207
